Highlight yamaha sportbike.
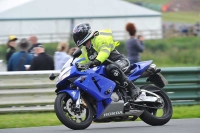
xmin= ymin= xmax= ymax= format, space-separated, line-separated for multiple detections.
xmin=49 ymin=50 xmax=173 ymax=130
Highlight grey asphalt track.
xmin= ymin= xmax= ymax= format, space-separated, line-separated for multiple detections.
xmin=0 ymin=119 xmax=200 ymax=133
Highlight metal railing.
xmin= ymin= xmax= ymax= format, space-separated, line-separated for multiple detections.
xmin=0 ymin=67 xmax=199 ymax=113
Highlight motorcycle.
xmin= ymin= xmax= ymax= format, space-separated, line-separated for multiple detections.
xmin=49 ymin=49 xmax=173 ymax=130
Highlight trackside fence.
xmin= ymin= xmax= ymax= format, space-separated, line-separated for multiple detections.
xmin=0 ymin=67 xmax=199 ymax=113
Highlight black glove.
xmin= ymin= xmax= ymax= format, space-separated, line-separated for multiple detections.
xmin=87 ymin=59 xmax=101 ymax=68
xmin=76 ymin=59 xmax=101 ymax=71
xmin=75 ymin=63 xmax=88 ymax=71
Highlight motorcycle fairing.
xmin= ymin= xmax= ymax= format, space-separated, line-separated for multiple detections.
xmin=128 ymin=60 xmax=152 ymax=81
xmin=96 ymin=98 xmax=112 ymax=118
xmin=73 ymin=73 xmax=115 ymax=119
xmin=73 ymin=73 xmax=116 ymax=101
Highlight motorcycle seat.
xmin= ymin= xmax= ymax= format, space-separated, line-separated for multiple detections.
xmin=125 ymin=64 xmax=136 ymax=76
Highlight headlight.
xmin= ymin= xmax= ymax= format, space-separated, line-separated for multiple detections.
xmin=57 ymin=66 xmax=72 ymax=82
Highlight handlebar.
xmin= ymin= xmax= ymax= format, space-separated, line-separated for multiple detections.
xmin=75 ymin=63 xmax=89 ymax=71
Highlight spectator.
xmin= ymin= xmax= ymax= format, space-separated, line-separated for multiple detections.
xmin=181 ymin=25 xmax=188 ymax=36
xmin=6 ymin=35 xmax=17 ymax=63
xmin=193 ymin=22 xmax=200 ymax=36
xmin=28 ymin=35 xmax=42 ymax=56
xmin=125 ymin=23 xmax=144 ymax=64
xmin=7 ymin=38 xmax=33 ymax=71
xmin=54 ymin=42 xmax=72 ymax=70
xmin=30 ymin=45 xmax=54 ymax=70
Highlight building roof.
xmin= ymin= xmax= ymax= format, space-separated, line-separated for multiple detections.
xmin=0 ymin=0 xmax=32 ymax=13
xmin=0 ymin=0 xmax=161 ymax=20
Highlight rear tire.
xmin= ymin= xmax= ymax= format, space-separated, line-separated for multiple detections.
xmin=139 ymin=85 xmax=173 ymax=126
xmin=54 ymin=93 xmax=93 ymax=130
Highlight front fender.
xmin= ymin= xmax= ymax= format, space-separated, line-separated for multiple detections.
xmin=58 ymin=89 xmax=80 ymax=101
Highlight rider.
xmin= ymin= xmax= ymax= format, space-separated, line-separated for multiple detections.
xmin=72 ymin=23 xmax=140 ymax=100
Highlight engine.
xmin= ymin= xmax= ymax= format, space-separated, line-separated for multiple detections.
xmin=111 ymin=92 xmax=120 ymax=102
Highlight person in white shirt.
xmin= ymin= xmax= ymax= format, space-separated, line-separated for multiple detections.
xmin=54 ymin=42 xmax=77 ymax=70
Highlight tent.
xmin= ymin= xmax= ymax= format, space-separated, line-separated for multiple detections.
xmin=0 ymin=0 xmax=162 ymax=43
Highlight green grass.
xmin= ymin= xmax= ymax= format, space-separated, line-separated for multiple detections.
xmin=172 ymin=105 xmax=200 ymax=119
xmin=119 ymin=37 xmax=200 ymax=67
xmin=163 ymin=11 xmax=200 ymax=24
xmin=0 ymin=112 xmax=61 ymax=129
xmin=0 ymin=105 xmax=199 ymax=129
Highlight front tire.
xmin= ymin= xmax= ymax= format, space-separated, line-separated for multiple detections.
xmin=139 ymin=85 xmax=173 ymax=126
xmin=54 ymin=93 xmax=93 ymax=130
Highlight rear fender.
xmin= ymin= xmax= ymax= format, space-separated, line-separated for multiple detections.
xmin=140 ymin=85 xmax=161 ymax=93
xmin=146 ymin=73 xmax=168 ymax=88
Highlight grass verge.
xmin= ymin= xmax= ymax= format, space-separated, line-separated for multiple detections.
xmin=0 ymin=105 xmax=199 ymax=129
xmin=163 ymin=11 xmax=200 ymax=24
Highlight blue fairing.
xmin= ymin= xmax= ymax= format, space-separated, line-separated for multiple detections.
xmin=73 ymin=73 xmax=116 ymax=101
xmin=56 ymin=59 xmax=152 ymax=119
xmin=128 ymin=60 xmax=152 ymax=81
xmin=96 ymin=98 xmax=112 ymax=118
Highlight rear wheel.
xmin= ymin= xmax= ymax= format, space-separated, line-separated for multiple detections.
xmin=139 ymin=85 xmax=173 ymax=126
xmin=54 ymin=93 xmax=93 ymax=130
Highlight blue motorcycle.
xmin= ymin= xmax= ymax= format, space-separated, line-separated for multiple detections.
xmin=49 ymin=50 xmax=173 ymax=130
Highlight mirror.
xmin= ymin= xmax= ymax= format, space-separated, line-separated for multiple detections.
xmin=49 ymin=73 xmax=57 ymax=81
xmin=72 ymin=49 xmax=82 ymax=58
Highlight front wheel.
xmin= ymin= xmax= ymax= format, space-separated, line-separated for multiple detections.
xmin=54 ymin=93 xmax=93 ymax=130
xmin=139 ymin=85 xmax=173 ymax=126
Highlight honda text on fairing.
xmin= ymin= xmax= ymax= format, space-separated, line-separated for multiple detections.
xmin=49 ymin=49 xmax=173 ymax=130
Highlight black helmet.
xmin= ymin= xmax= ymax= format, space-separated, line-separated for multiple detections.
xmin=72 ymin=23 xmax=93 ymax=47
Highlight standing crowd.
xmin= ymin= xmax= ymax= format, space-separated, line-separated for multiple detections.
xmin=6 ymin=35 xmax=77 ymax=71
xmin=6 ymin=22 xmax=144 ymax=72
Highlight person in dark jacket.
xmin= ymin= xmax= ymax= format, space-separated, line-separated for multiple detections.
xmin=30 ymin=45 xmax=54 ymax=70
xmin=6 ymin=35 xmax=18 ymax=62
xmin=125 ymin=23 xmax=144 ymax=64
xmin=7 ymin=38 xmax=33 ymax=71
xmin=28 ymin=35 xmax=42 ymax=56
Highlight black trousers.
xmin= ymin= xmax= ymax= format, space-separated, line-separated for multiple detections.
xmin=106 ymin=62 xmax=138 ymax=99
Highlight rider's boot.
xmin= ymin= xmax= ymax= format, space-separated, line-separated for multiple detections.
xmin=122 ymin=79 xmax=141 ymax=100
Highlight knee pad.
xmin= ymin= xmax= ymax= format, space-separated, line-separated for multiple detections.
xmin=106 ymin=64 xmax=122 ymax=80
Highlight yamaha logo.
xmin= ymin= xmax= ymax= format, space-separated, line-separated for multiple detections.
xmin=103 ymin=111 xmax=123 ymax=117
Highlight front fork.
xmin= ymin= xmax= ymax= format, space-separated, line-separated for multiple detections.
xmin=75 ymin=88 xmax=82 ymax=108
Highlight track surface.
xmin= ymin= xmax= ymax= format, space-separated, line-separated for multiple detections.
xmin=0 ymin=119 xmax=200 ymax=133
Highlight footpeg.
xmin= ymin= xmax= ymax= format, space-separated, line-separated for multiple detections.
xmin=134 ymin=91 xmax=158 ymax=102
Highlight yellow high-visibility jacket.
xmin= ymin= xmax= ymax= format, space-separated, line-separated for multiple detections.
xmin=79 ymin=29 xmax=120 ymax=64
